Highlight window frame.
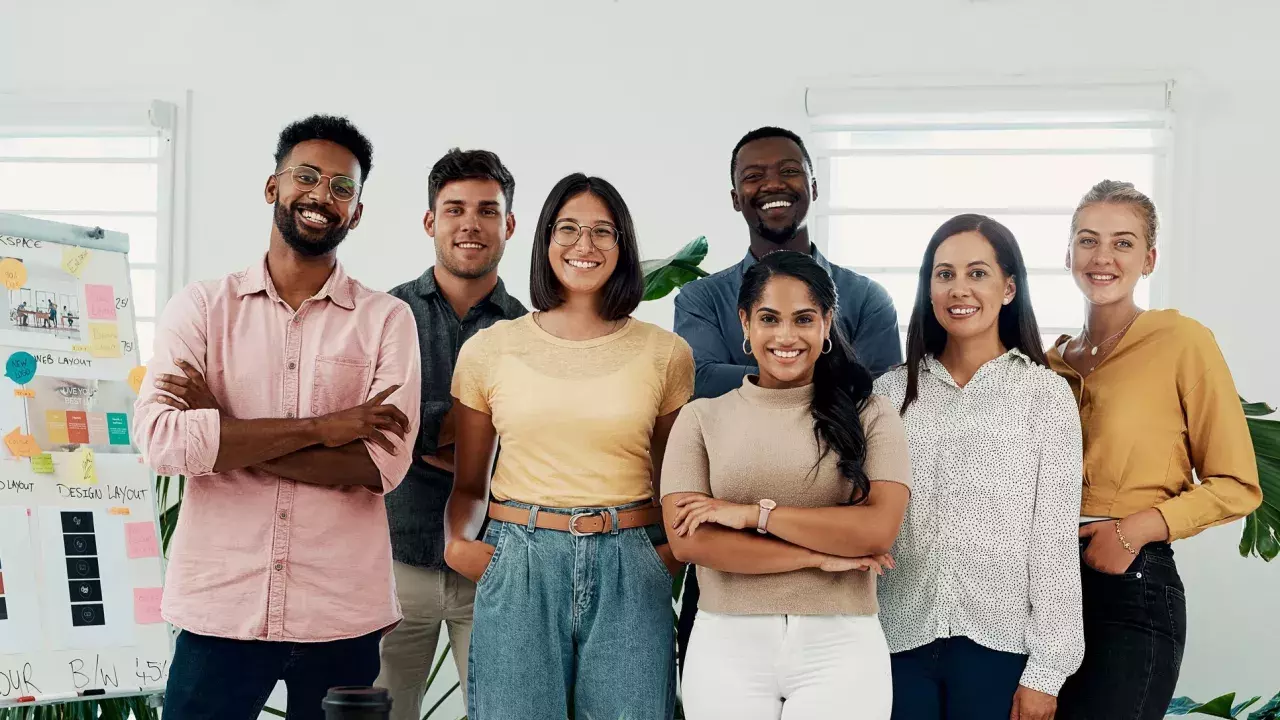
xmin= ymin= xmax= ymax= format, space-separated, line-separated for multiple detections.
xmin=808 ymin=79 xmax=1177 ymax=345
xmin=0 ymin=95 xmax=188 ymax=362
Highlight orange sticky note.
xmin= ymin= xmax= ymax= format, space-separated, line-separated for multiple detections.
xmin=14 ymin=389 xmax=34 ymax=398
xmin=133 ymin=587 xmax=164 ymax=624
xmin=127 ymin=366 xmax=147 ymax=394
xmin=4 ymin=427 xmax=41 ymax=457
xmin=125 ymin=521 xmax=159 ymax=558
xmin=109 ymin=506 xmax=131 ymax=516
xmin=0 ymin=257 xmax=27 ymax=290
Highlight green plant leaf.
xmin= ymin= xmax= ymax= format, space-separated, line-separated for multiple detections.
xmin=1193 ymin=693 xmax=1240 ymax=718
xmin=1170 ymin=697 xmax=1204 ymax=715
xmin=1241 ymin=398 xmax=1276 ymax=417
xmin=1248 ymin=691 xmax=1280 ymax=720
xmin=642 ymin=237 xmax=709 ymax=301
xmin=1240 ymin=413 xmax=1280 ymax=561
xmin=1236 ymin=698 xmax=1264 ymax=717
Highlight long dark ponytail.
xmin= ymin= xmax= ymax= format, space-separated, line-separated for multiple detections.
xmin=901 ymin=213 xmax=1048 ymax=414
xmin=738 ymin=251 xmax=876 ymax=505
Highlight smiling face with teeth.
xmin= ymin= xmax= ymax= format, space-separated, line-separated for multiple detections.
xmin=732 ymin=136 xmax=816 ymax=254
xmin=739 ymin=275 xmax=831 ymax=389
xmin=266 ymin=139 xmax=364 ymax=259
xmin=930 ymin=230 xmax=1016 ymax=344
xmin=427 ymin=178 xmax=513 ymax=281
xmin=547 ymin=192 xmax=620 ymax=299
xmin=1068 ymin=202 xmax=1157 ymax=308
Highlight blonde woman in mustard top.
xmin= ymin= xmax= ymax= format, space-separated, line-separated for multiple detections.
xmin=1050 ymin=180 xmax=1261 ymax=720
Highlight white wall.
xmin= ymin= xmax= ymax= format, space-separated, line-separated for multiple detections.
xmin=4 ymin=0 xmax=1278 ymax=715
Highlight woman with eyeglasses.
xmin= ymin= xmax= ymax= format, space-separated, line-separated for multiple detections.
xmin=660 ymin=250 xmax=911 ymax=720
xmin=1049 ymin=181 xmax=1260 ymax=720
xmin=443 ymin=173 xmax=692 ymax=720
xmin=874 ymin=215 xmax=1084 ymax=720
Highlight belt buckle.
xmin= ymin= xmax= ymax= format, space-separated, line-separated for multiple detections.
xmin=569 ymin=511 xmax=601 ymax=537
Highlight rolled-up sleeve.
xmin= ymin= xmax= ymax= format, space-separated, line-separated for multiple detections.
xmin=1022 ymin=377 xmax=1085 ymax=695
xmin=363 ymin=302 xmax=422 ymax=494
xmin=132 ymin=284 xmax=221 ymax=477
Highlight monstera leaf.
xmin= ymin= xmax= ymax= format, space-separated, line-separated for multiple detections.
xmin=642 ymin=236 xmax=709 ymax=301
xmin=1167 ymin=691 xmax=1280 ymax=719
xmin=1239 ymin=399 xmax=1280 ymax=561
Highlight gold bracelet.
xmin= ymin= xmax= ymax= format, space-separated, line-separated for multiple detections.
xmin=1114 ymin=520 xmax=1138 ymax=555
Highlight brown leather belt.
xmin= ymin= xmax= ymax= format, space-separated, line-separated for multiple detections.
xmin=487 ymin=501 xmax=663 ymax=536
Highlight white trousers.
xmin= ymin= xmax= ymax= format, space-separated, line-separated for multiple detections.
xmin=681 ymin=611 xmax=893 ymax=720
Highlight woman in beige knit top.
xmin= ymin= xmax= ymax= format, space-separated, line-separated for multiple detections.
xmin=661 ymin=250 xmax=913 ymax=720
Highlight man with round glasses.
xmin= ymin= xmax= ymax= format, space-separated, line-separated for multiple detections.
xmin=134 ymin=114 xmax=421 ymax=720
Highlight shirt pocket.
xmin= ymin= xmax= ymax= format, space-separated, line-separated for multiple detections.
xmin=311 ymin=355 xmax=373 ymax=418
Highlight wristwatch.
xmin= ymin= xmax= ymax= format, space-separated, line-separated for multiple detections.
xmin=756 ymin=499 xmax=777 ymax=534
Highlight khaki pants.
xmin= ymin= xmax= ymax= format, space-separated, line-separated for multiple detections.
xmin=375 ymin=561 xmax=475 ymax=720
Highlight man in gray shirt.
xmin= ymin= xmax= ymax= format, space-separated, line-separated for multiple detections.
xmin=377 ymin=149 xmax=526 ymax=720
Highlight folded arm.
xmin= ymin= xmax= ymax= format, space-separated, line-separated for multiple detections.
xmin=760 ymin=480 xmax=910 ymax=557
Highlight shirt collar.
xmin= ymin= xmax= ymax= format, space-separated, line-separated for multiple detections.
xmin=237 ymin=254 xmax=357 ymax=310
xmin=414 ymin=266 xmax=524 ymax=318
xmin=923 ymin=347 xmax=1032 ymax=386
xmin=737 ymin=242 xmax=833 ymax=276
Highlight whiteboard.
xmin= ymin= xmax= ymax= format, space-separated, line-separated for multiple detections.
xmin=0 ymin=213 xmax=169 ymax=707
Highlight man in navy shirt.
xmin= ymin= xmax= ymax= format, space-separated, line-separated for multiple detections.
xmin=672 ymin=126 xmax=903 ymax=669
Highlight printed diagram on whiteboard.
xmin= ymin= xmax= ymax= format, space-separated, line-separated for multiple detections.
xmin=1 ymin=256 xmax=83 ymax=342
xmin=21 ymin=378 xmax=135 ymax=454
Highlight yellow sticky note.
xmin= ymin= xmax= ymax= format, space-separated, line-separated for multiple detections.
xmin=73 ymin=447 xmax=97 ymax=485
xmin=30 ymin=453 xmax=54 ymax=474
xmin=0 ymin=257 xmax=27 ymax=290
xmin=72 ymin=344 xmax=90 ymax=353
xmin=14 ymin=388 xmax=34 ymax=398
xmin=87 ymin=322 xmax=122 ymax=358
xmin=61 ymin=246 xmax=91 ymax=278
xmin=128 ymin=366 xmax=147 ymax=394
xmin=4 ymin=427 xmax=41 ymax=458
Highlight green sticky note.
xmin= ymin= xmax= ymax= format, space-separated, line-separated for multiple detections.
xmin=107 ymin=413 xmax=131 ymax=445
xmin=30 ymin=453 xmax=54 ymax=474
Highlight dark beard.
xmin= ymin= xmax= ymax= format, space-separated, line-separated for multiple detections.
xmin=753 ymin=217 xmax=800 ymax=245
xmin=274 ymin=200 xmax=350 ymax=257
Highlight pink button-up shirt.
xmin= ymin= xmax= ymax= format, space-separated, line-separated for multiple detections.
xmin=134 ymin=255 xmax=421 ymax=642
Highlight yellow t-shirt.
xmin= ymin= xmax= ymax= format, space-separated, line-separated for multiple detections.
xmin=452 ymin=314 xmax=695 ymax=508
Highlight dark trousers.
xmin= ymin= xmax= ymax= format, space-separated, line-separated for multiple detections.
xmin=162 ymin=629 xmax=381 ymax=720
xmin=889 ymin=637 xmax=1028 ymax=720
xmin=1058 ymin=542 xmax=1186 ymax=720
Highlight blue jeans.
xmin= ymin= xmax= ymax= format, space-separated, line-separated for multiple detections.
xmin=162 ymin=629 xmax=381 ymax=720
xmin=1057 ymin=542 xmax=1186 ymax=720
xmin=467 ymin=500 xmax=676 ymax=720
xmin=889 ymin=637 xmax=1028 ymax=720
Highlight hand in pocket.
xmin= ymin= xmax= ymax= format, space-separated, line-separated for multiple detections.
xmin=447 ymin=539 xmax=497 ymax=584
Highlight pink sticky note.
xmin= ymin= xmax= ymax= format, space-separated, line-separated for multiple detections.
xmin=125 ymin=521 xmax=159 ymax=559
xmin=133 ymin=587 xmax=164 ymax=624
xmin=85 ymin=284 xmax=117 ymax=321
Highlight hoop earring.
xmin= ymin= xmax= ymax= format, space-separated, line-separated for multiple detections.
xmin=742 ymin=337 xmax=751 ymax=356
xmin=822 ymin=337 xmax=832 ymax=354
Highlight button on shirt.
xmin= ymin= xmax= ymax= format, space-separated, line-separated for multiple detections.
xmin=873 ymin=350 xmax=1085 ymax=695
xmin=674 ymin=244 xmax=902 ymax=399
xmin=133 ymin=256 xmax=421 ymax=642
xmin=384 ymin=268 xmax=526 ymax=569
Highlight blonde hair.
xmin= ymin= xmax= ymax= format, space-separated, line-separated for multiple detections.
xmin=1071 ymin=180 xmax=1159 ymax=250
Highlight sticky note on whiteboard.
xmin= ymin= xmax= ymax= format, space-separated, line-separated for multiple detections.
xmin=133 ymin=587 xmax=164 ymax=624
xmin=125 ymin=521 xmax=160 ymax=559
xmin=87 ymin=323 xmax=122 ymax=358
xmin=85 ymin=284 xmax=118 ymax=320
xmin=61 ymin=246 xmax=91 ymax=277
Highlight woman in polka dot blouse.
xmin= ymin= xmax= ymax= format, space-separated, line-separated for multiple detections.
xmin=874 ymin=214 xmax=1085 ymax=720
